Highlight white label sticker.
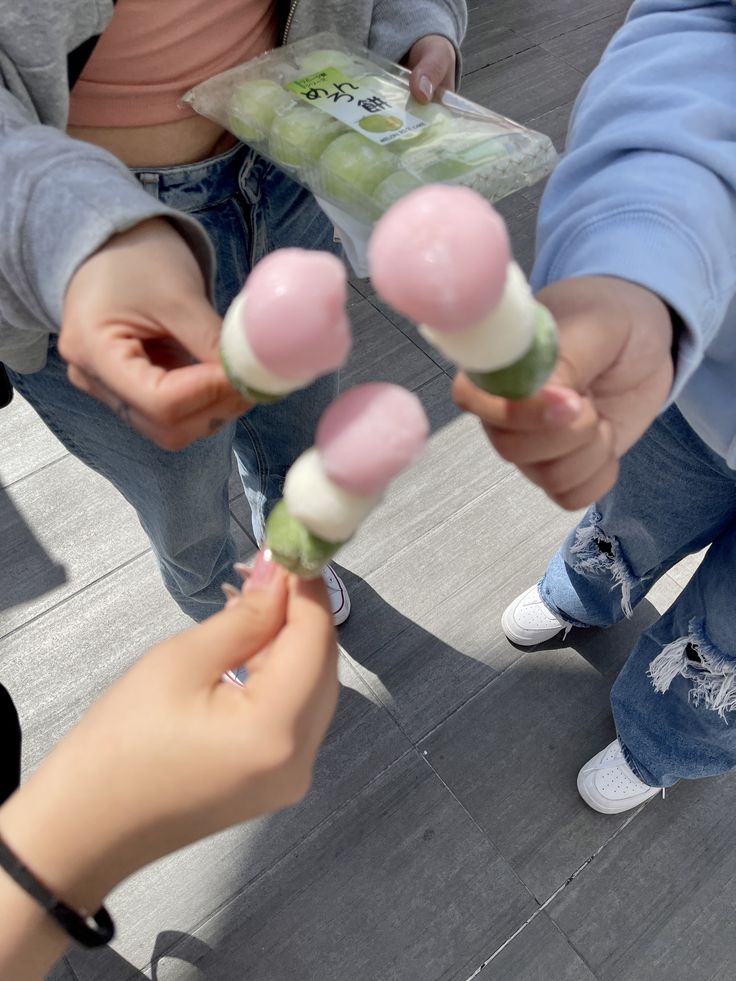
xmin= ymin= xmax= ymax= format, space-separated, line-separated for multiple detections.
xmin=288 ymin=67 xmax=427 ymax=145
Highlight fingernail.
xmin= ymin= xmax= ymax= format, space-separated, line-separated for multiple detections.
xmin=543 ymin=392 xmax=582 ymax=425
xmin=245 ymin=548 xmax=278 ymax=591
xmin=418 ymin=75 xmax=433 ymax=101
xmin=233 ymin=562 xmax=253 ymax=580
xmin=221 ymin=582 xmax=240 ymax=600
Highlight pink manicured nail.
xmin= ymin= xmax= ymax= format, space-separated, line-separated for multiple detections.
xmin=418 ymin=75 xmax=433 ymax=101
xmin=234 ymin=562 xmax=253 ymax=579
xmin=543 ymin=391 xmax=582 ymax=425
xmin=245 ymin=548 xmax=278 ymax=591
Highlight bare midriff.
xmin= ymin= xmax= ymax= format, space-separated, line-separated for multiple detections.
xmin=67 ymin=116 xmax=238 ymax=168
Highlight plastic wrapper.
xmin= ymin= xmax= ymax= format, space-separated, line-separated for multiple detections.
xmin=183 ymin=33 xmax=557 ymax=271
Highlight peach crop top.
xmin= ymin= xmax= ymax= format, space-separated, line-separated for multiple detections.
xmin=68 ymin=0 xmax=277 ymax=127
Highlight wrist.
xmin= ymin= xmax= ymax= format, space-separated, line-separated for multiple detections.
xmin=0 ymin=782 xmax=115 ymax=914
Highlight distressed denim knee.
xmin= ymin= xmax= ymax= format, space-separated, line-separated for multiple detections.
xmin=540 ymin=508 xmax=654 ymax=629
xmin=649 ymin=618 xmax=736 ymax=721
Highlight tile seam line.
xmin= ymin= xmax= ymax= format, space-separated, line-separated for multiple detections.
xmin=460 ymin=803 xmax=646 ymax=981
xmin=139 ymin=746 xmax=417 ymax=975
xmin=0 ymin=547 xmax=152 ymax=644
xmin=1 ymin=450 xmax=69 ymax=490
xmin=349 ymin=466 xmax=522 ymax=587
xmin=513 ymin=11 xmax=620 ymax=47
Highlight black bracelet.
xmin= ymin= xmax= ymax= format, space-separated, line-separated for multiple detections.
xmin=0 ymin=835 xmax=115 ymax=948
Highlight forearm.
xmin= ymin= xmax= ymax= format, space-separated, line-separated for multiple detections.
xmin=0 ymin=89 xmax=214 ymax=355
xmin=533 ymin=0 xmax=736 ymax=401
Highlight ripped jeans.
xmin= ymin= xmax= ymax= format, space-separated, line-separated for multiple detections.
xmin=540 ymin=405 xmax=736 ymax=787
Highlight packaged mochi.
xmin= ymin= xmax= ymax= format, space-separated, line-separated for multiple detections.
xmin=183 ymin=33 xmax=556 ymax=244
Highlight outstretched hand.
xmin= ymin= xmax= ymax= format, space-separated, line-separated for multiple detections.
xmin=60 ymin=218 xmax=252 ymax=449
xmin=453 ymin=276 xmax=675 ymax=509
xmin=0 ymin=555 xmax=338 ymax=925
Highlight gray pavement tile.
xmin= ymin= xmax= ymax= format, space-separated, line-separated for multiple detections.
xmin=541 ymin=10 xmax=629 ymax=76
xmin=462 ymin=20 xmax=536 ymax=78
xmin=367 ymin=296 xmax=455 ymax=374
xmin=0 ymin=484 xmax=67 ymax=615
xmin=460 ymin=47 xmax=584 ymax=126
xmin=0 ymin=454 xmax=151 ymax=637
xmin=340 ymin=298 xmax=444 ymax=392
xmin=479 ymin=912 xmax=597 ymax=981
xmin=339 ymin=479 xmax=580 ymax=741
xmin=420 ymin=648 xmax=629 ymax=901
xmin=547 ymin=774 xmax=736 ymax=981
xmin=476 ymin=0 xmax=631 ymax=46
xmin=141 ymin=752 xmax=536 ymax=981
xmin=0 ymin=392 xmax=67 ymax=486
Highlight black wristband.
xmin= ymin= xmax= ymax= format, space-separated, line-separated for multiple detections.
xmin=0 ymin=835 xmax=115 ymax=948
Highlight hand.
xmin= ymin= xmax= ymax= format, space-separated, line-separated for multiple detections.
xmin=60 ymin=218 xmax=252 ymax=450
xmin=453 ymin=276 xmax=674 ymax=509
xmin=0 ymin=556 xmax=338 ymax=918
xmin=405 ymin=34 xmax=457 ymax=103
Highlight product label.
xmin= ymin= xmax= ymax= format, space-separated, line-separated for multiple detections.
xmin=287 ymin=67 xmax=427 ymax=145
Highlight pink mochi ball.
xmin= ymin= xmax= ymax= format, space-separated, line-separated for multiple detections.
xmin=316 ymin=383 xmax=429 ymax=497
xmin=241 ymin=249 xmax=352 ymax=380
xmin=368 ymin=184 xmax=511 ymax=333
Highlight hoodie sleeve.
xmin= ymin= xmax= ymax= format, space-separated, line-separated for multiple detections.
xmin=0 ymin=85 xmax=214 ymax=358
xmin=531 ymin=0 xmax=736 ymax=401
xmin=368 ymin=0 xmax=468 ymax=85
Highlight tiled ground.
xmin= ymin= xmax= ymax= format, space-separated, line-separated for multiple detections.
xmin=4 ymin=3 xmax=735 ymax=979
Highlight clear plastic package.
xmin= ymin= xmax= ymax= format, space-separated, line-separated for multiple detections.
xmin=183 ymin=32 xmax=557 ymax=227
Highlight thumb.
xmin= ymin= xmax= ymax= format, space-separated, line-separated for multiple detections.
xmin=182 ymin=554 xmax=290 ymax=680
xmin=407 ymin=36 xmax=456 ymax=103
xmin=163 ymin=291 xmax=225 ymax=365
xmin=242 ymin=575 xmax=338 ymax=752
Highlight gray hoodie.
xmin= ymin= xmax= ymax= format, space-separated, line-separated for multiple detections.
xmin=0 ymin=0 xmax=467 ymax=372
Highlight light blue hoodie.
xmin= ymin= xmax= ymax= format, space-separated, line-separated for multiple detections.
xmin=532 ymin=0 xmax=736 ymax=467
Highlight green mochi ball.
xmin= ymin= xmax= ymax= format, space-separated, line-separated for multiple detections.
xmin=265 ymin=500 xmax=340 ymax=578
xmin=319 ymin=132 xmax=398 ymax=212
xmin=466 ymin=304 xmax=558 ymax=400
xmin=295 ymin=49 xmax=359 ymax=76
xmin=269 ymin=104 xmax=347 ymax=169
xmin=372 ymin=169 xmax=424 ymax=216
xmin=228 ymin=79 xmax=296 ymax=143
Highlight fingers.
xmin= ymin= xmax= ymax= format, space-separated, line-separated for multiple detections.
xmin=244 ymin=574 xmax=339 ymax=746
xmin=519 ymin=418 xmax=618 ymax=509
xmin=60 ymin=218 xmax=252 ymax=448
xmin=453 ymin=371 xmax=620 ymax=509
xmin=454 ymin=374 xmax=584 ymax=432
xmin=171 ymin=561 xmax=290 ymax=681
xmin=65 ymin=346 xmax=251 ymax=449
xmin=406 ymin=35 xmax=457 ymax=102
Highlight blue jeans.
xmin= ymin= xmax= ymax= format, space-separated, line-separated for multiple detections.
xmin=9 ymin=144 xmax=338 ymax=621
xmin=540 ymin=405 xmax=736 ymax=787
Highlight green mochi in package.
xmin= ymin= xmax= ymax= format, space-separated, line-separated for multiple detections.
xmin=183 ymin=32 xmax=557 ymax=224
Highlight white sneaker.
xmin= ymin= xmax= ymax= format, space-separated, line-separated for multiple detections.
xmin=501 ymin=583 xmax=570 ymax=646
xmin=323 ymin=564 xmax=351 ymax=626
xmin=577 ymin=739 xmax=664 ymax=814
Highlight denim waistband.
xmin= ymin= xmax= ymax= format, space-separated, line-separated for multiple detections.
xmin=130 ymin=141 xmax=257 ymax=210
